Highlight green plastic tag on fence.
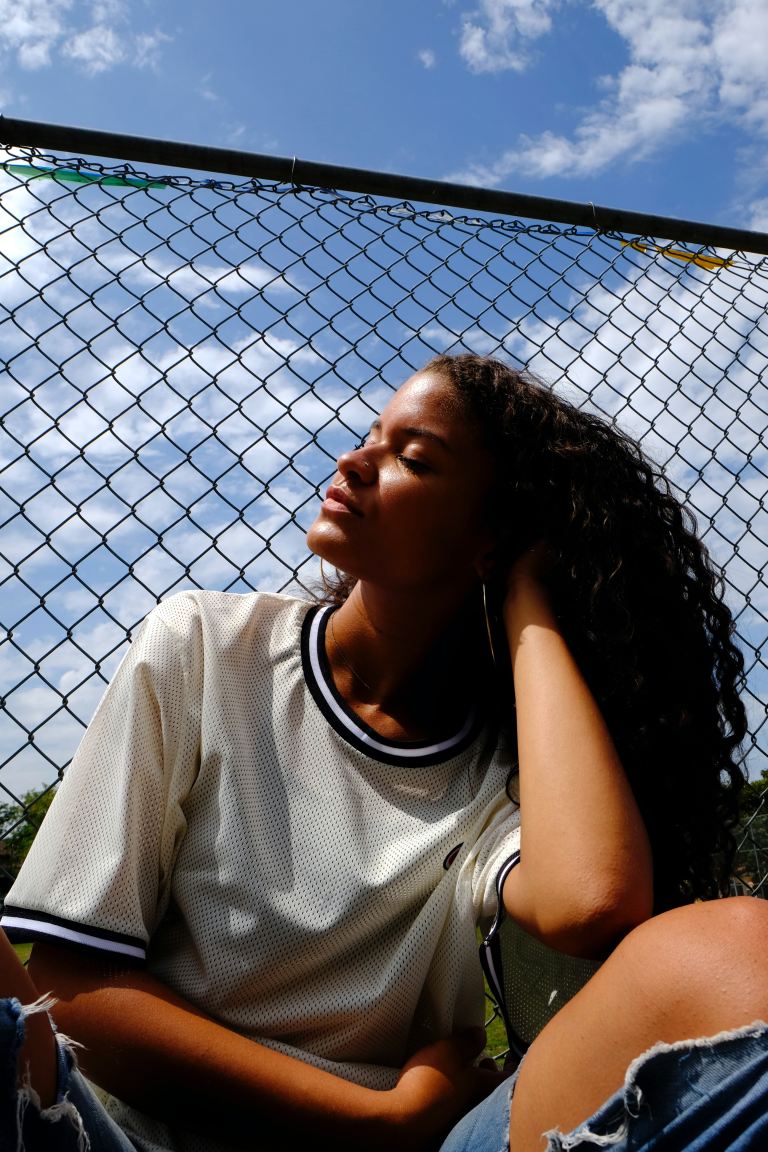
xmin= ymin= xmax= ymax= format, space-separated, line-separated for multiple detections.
xmin=4 ymin=163 xmax=167 ymax=190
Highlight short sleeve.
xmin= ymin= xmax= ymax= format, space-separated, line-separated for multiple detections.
xmin=1 ymin=598 xmax=203 ymax=961
xmin=466 ymin=798 xmax=521 ymax=923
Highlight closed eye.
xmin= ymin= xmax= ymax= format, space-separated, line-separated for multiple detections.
xmin=397 ymin=455 xmax=430 ymax=473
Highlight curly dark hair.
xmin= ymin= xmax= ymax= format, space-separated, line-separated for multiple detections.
xmin=317 ymin=353 xmax=747 ymax=910
xmin=431 ymin=353 xmax=747 ymax=911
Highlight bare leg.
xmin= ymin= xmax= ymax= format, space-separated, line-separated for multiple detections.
xmin=1 ymin=929 xmax=57 ymax=1106
xmin=509 ymin=897 xmax=768 ymax=1151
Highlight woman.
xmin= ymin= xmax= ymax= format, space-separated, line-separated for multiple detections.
xmin=1 ymin=353 xmax=765 ymax=1151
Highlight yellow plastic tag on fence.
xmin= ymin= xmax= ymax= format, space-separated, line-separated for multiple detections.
xmin=622 ymin=240 xmax=733 ymax=271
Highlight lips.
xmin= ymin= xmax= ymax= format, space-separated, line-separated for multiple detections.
xmin=323 ymin=484 xmax=363 ymax=516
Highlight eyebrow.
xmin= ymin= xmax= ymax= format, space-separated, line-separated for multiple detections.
xmin=368 ymin=419 xmax=452 ymax=453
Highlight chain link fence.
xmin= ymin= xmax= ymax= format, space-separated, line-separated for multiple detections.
xmin=1 ymin=132 xmax=766 ymax=907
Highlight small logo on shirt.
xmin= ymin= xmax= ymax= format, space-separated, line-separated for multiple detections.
xmin=443 ymin=843 xmax=463 ymax=869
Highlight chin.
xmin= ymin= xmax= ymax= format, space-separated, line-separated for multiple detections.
xmin=306 ymin=522 xmax=349 ymax=570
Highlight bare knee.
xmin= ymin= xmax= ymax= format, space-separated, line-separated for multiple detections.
xmin=608 ymin=897 xmax=768 ymax=1029
xmin=621 ymin=896 xmax=768 ymax=966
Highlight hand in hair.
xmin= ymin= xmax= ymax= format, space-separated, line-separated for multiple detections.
xmin=501 ymin=558 xmax=654 ymax=958
xmin=503 ymin=539 xmax=554 ymax=592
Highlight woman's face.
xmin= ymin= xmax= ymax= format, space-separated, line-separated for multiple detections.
xmin=307 ymin=370 xmax=496 ymax=594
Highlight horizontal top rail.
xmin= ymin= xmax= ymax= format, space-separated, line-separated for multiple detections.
xmin=3 ymin=115 xmax=768 ymax=256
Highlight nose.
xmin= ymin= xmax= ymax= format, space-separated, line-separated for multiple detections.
xmin=336 ymin=446 xmax=375 ymax=484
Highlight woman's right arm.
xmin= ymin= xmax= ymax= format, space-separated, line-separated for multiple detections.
xmin=28 ymin=941 xmax=497 ymax=1151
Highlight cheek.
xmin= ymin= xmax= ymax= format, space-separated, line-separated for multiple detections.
xmin=407 ymin=504 xmax=487 ymax=570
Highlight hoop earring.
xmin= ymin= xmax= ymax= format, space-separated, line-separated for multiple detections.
xmin=482 ymin=581 xmax=497 ymax=668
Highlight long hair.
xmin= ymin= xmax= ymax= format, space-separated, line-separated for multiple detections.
xmin=428 ymin=353 xmax=747 ymax=910
xmin=316 ymin=353 xmax=747 ymax=908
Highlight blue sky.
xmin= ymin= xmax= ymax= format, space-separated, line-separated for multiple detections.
xmin=1 ymin=0 xmax=768 ymax=233
xmin=1 ymin=1 xmax=767 ymax=798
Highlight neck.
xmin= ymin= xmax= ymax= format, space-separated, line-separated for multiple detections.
xmin=327 ymin=580 xmax=486 ymax=714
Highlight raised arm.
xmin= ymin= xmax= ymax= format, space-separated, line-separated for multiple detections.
xmin=26 ymin=940 xmax=500 ymax=1151
xmin=500 ymin=550 xmax=653 ymax=958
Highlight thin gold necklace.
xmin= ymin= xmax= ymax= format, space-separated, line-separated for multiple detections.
xmin=329 ymin=610 xmax=372 ymax=691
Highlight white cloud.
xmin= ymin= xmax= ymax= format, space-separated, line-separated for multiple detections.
xmin=0 ymin=0 xmax=71 ymax=69
xmin=748 ymin=199 xmax=768 ymax=233
xmin=200 ymin=73 xmax=220 ymax=103
xmin=63 ymin=22 xmax=124 ymax=72
xmin=133 ymin=29 xmax=168 ymax=69
xmin=0 ymin=0 xmax=169 ymax=76
xmin=713 ymin=1 xmax=768 ymax=133
xmin=418 ymin=48 xmax=437 ymax=69
xmin=451 ymin=0 xmax=768 ymax=183
xmin=126 ymin=254 xmax=283 ymax=300
xmin=459 ymin=0 xmax=555 ymax=73
xmin=505 ymin=246 xmax=768 ymax=562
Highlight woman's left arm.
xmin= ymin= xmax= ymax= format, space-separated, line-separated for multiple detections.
xmin=501 ymin=553 xmax=654 ymax=958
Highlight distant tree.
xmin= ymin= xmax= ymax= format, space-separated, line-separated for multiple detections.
xmin=0 ymin=785 xmax=57 ymax=889
xmin=732 ymin=768 xmax=768 ymax=898
xmin=739 ymin=768 xmax=768 ymax=815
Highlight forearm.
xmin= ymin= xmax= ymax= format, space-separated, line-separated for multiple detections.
xmin=27 ymin=943 xmax=398 ymax=1149
xmin=502 ymin=578 xmax=653 ymax=955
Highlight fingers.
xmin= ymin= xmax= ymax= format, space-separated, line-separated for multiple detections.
xmin=478 ymin=1056 xmax=500 ymax=1071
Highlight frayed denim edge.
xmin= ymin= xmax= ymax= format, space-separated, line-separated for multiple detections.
xmin=543 ymin=1019 xmax=768 ymax=1151
xmin=14 ymin=995 xmax=90 ymax=1152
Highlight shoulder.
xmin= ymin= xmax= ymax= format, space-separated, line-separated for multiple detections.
xmin=144 ymin=588 xmax=314 ymax=649
xmin=115 ymin=591 xmax=314 ymax=694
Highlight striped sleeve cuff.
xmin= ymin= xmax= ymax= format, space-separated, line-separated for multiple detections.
xmin=1 ymin=905 xmax=147 ymax=961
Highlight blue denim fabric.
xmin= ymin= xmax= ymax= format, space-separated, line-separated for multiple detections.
xmin=439 ymin=1022 xmax=768 ymax=1152
xmin=438 ymin=1068 xmax=519 ymax=1152
xmin=546 ymin=1023 xmax=768 ymax=1151
xmin=5 ymin=999 xmax=768 ymax=1151
xmin=1 ymin=996 xmax=135 ymax=1151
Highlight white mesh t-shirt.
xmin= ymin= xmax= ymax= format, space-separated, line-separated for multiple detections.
xmin=3 ymin=590 xmax=520 ymax=1152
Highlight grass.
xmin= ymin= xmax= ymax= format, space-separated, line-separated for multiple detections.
xmin=484 ymin=1003 xmax=509 ymax=1061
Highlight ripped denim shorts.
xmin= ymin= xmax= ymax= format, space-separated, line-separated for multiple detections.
xmin=439 ymin=1021 xmax=768 ymax=1152
xmin=4 ymin=997 xmax=768 ymax=1151
xmin=1 ymin=995 xmax=135 ymax=1151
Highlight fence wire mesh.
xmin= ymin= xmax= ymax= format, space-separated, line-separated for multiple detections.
xmin=0 ymin=143 xmax=766 ymax=903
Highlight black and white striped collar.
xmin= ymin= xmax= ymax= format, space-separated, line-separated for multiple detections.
xmin=301 ymin=606 xmax=482 ymax=767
